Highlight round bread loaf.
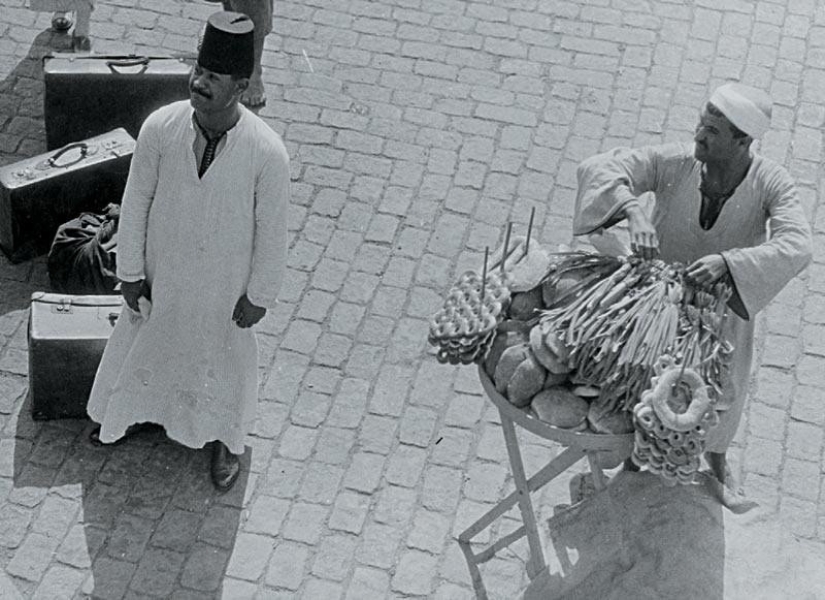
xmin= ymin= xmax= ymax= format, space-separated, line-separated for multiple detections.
xmin=531 ymin=387 xmax=589 ymax=429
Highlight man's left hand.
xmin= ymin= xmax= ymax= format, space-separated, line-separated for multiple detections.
xmin=232 ymin=294 xmax=267 ymax=328
xmin=685 ymin=254 xmax=728 ymax=286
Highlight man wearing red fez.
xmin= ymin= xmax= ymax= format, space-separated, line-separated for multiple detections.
xmin=573 ymin=82 xmax=812 ymax=511
xmin=86 ymin=11 xmax=290 ymax=492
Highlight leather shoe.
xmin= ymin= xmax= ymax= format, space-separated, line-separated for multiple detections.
xmin=211 ymin=442 xmax=240 ymax=492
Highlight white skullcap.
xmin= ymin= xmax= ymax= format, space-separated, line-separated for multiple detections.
xmin=709 ymin=83 xmax=772 ymax=139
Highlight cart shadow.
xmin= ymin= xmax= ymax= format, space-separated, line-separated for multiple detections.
xmin=10 ymin=392 xmax=249 ymax=597
xmin=524 ymin=471 xmax=725 ymax=600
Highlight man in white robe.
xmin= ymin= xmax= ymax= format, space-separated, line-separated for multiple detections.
xmin=86 ymin=11 xmax=289 ymax=492
xmin=573 ymin=83 xmax=812 ymax=510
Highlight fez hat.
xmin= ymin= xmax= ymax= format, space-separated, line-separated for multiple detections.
xmin=198 ymin=11 xmax=255 ymax=79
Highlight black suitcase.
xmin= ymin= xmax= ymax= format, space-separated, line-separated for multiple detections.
xmin=44 ymin=53 xmax=192 ymax=149
xmin=28 ymin=292 xmax=123 ymax=420
xmin=0 ymin=128 xmax=134 ymax=263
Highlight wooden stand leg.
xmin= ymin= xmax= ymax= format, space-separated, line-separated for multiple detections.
xmin=499 ymin=415 xmax=545 ymax=579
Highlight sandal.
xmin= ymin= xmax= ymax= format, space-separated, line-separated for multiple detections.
xmin=210 ymin=441 xmax=240 ymax=492
xmin=51 ymin=13 xmax=73 ymax=33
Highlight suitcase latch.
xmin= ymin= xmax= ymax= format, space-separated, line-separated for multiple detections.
xmin=52 ymin=298 xmax=73 ymax=314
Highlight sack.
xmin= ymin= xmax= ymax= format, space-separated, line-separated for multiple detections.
xmin=48 ymin=204 xmax=119 ymax=295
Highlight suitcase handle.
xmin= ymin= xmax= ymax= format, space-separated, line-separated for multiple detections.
xmin=106 ymin=57 xmax=150 ymax=74
xmin=46 ymin=142 xmax=89 ymax=169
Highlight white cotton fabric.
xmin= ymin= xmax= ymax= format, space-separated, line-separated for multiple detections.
xmin=709 ymin=83 xmax=771 ymax=139
xmin=87 ymin=101 xmax=290 ymax=454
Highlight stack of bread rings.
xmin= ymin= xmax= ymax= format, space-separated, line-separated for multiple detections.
xmin=631 ymin=355 xmax=720 ymax=485
xmin=428 ymin=270 xmax=510 ymax=365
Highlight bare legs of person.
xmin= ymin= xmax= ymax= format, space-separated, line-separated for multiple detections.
xmin=72 ymin=0 xmax=93 ymax=51
xmin=705 ymin=451 xmax=758 ymax=514
xmin=223 ymin=0 xmax=270 ymax=108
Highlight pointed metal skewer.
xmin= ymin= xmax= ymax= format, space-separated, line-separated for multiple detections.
xmin=501 ymin=222 xmax=512 ymax=274
xmin=481 ymin=246 xmax=489 ymax=306
xmin=524 ymin=206 xmax=536 ymax=257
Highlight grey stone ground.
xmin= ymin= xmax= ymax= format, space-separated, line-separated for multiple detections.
xmin=1 ymin=0 xmax=824 ymax=598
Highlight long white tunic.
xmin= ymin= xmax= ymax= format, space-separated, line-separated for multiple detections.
xmin=87 ymin=101 xmax=289 ymax=454
xmin=573 ymin=143 xmax=811 ymax=451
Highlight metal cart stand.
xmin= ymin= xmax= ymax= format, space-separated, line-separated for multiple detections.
xmin=458 ymin=366 xmax=635 ymax=599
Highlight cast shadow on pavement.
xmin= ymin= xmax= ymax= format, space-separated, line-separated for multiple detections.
xmin=523 ymin=471 xmax=725 ymax=600
xmin=11 ymin=392 xmax=250 ymax=597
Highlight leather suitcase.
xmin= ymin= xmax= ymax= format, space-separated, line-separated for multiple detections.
xmin=44 ymin=53 xmax=193 ymax=149
xmin=28 ymin=292 xmax=123 ymax=420
xmin=0 ymin=128 xmax=134 ymax=263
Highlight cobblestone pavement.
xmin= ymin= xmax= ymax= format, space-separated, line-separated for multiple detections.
xmin=1 ymin=0 xmax=824 ymax=598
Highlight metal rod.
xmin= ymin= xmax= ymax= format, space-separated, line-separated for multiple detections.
xmin=524 ymin=206 xmax=536 ymax=256
xmin=502 ymin=222 xmax=512 ymax=274
xmin=481 ymin=247 xmax=489 ymax=305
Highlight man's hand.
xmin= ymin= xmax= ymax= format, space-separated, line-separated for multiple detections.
xmin=121 ymin=279 xmax=150 ymax=313
xmin=685 ymin=254 xmax=728 ymax=286
xmin=625 ymin=204 xmax=659 ymax=260
xmin=232 ymin=294 xmax=266 ymax=329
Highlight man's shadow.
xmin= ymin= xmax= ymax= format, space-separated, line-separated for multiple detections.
xmin=10 ymin=394 xmax=251 ymax=597
xmin=523 ymin=471 xmax=726 ymax=600
xmin=1 ymin=31 xmax=248 ymax=598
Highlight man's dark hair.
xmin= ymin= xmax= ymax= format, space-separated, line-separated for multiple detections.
xmin=706 ymin=102 xmax=749 ymax=139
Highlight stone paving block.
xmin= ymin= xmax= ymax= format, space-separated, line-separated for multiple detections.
xmin=7 ymin=532 xmax=60 ymax=581
xmin=56 ymin=524 xmax=103 ymax=570
xmin=791 ymin=385 xmax=825 ymax=427
xmin=329 ymin=492 xmax=370 ymax=534
xmin=787 ymin=420 xmax=825 ymax=461
xmin=278 ymin=425 xmax=319 ymax=461
xmin=744 ymin=437 xmax=784 ymax=477
xmin=753 ymin=367 xmax=794 ymax=410
xmin=150 ymin=509 xmax=201 ymax=554
xmin=179 ymin=543 xmax=229 ymax=593
xmin=299 ymin=463 xmax=345 ymax=504
xmin=781 ymin=458 xmax=821 ymax=502
xmin=385 ymin=444 xmax=428 ymax=488
xmin=369 ymin=364 xmax=413 ymax=417
xmin=105 ymin=513 xmax=155 ymax=563
xmin=746 ymin=401 xmax=787 ymax=441
xmin=372 ymin=485 xmax=417 ymax=528
xmin=392 ymin=549 xmax=439 ymax=596
xmin=343 ymin=343 xmax=385 ymax=379
xmin=779 ymin=495 xmax=819 ymax=540
xmin=197 ymin=505 xmax=243 ymax=550
xmin=342 ymin=452 xmax=385 ymax=494
xmin=86 ymin=556 xmax=136 ymax=600
xmin=31 ymin=563 xmax=85 ymax=600
xmin=345 ymin=566 xmax=390 ymax=600
xmin=265 ymin=541 xmax=309 ymax=590
xmin=464 ymin=461 xmax=509 ymax=504
xmin=225 ymin=533 xmax=274 ymax=582
xmin=311 ymin=533 xmax=358 ymax=580
xmin=281 ymin=502 xmax=330 ymax=545
xmin=326 ymin=379 xmax=369 ymax=430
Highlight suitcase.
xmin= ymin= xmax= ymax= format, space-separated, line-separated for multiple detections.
xmin=0 ymin=128 xmax=134 ymax=263
xmin=44 ymin=53 xmax=192 ymax=150
xmin=28 ymin=292 xmax=123 ymax=420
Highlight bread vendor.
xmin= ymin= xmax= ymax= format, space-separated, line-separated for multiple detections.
xmin=572 ymin=82 xmax=812 ymax=511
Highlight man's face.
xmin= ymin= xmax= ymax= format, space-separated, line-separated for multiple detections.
xmin=693 ymin=105 xmax=743 ymax=163
xmin=189 ymin=64 xmax=245 ymax=114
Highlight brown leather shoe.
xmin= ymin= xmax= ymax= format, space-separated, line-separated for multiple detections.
xmin=211 ymin=442 xmax=240 ymax=492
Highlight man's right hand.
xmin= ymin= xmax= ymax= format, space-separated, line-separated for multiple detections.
xmin=121 ymin=279 xmax=150 ymax=313
xmin=625 ymin=203 xmax=659 ymax=260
